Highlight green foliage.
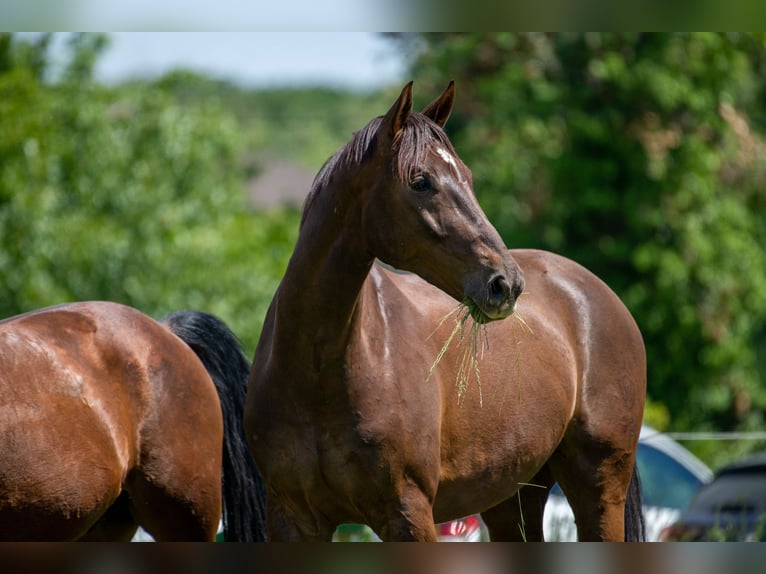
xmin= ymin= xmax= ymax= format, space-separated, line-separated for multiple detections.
xmin=148 ymin=70 xmax=397 ymax=172
xmin=5 ymin=32 xmax=766 ymax=470
xmin=396 ymin=33 xmax=766 ymax=454
xmin=240 ymin=86 xmax=399 ymax=171
xmin=0 ymin=35 xmax=402 ymax=355
xmin=0 ymin=33 xmax=300 ymax=353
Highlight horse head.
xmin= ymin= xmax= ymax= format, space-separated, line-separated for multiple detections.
xmin=362 ymin=81 xmax=524 ymax=322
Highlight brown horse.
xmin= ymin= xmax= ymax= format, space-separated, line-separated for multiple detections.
xmin=0 ymin=301 xmax=267 ymax=541
xmin=244 ymin=81 xmax=646 ymax=541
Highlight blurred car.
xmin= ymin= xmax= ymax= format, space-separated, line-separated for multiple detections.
xmin=436 ymin=514 xmax=489 ymax=542
xmin=660 ymin=451 xmax=766 ymax=541
xmin=544 ymin=425 xmax=713 ymax=541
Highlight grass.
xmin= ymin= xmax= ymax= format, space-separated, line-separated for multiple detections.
xmin=426 ymin=300 xmax=491 ymax=406
xmin=427 ymin=297 xmax=533 ymax=407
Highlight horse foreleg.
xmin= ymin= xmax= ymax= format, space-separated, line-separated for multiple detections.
xmin=550 ymin=444 xmax=635 ymax=541
xmin=569 ymin=495 xmax=626 ymax=541
xmin=265 ymin=494 xmax=336 ymax=542
xmin=481 ymin=467 xmax=554 ymax=542
xmin=372 ymin=488 xmax=438 ymax=542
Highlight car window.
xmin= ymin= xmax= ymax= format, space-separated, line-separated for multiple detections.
xmin=635 ymin=443 xmax=704 ymax=509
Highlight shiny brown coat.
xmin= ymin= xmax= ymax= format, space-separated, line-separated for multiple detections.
xmin=245 ymin=82 xmax=646 ymax=541
xmin=0 ymin=301 xmax=265 ymax=541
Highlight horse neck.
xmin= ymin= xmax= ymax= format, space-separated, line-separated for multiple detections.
xmin=274 ymin=178 xmax=373 ymax=362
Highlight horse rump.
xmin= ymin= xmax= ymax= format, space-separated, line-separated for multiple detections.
xmin=161 ymin=310 xmax=268 ymax=542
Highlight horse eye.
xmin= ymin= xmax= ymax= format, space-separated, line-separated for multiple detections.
xmin=410 ymin=174 xmax=431 ymax=192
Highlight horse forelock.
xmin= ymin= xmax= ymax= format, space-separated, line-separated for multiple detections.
xmin=393 ymin=113 xmax=457 ymax=182
xmin=300 ymin=113 xmax=455 ymax=229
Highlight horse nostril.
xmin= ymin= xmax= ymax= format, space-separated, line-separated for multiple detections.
xmin=488 ymin=275 xmax=511 ymax=303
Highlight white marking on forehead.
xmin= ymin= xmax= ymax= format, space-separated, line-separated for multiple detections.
xmin=435 ymin=146 xmax=458 ymax=170
xmin=435 ymin=145 xmax=466 ymax=184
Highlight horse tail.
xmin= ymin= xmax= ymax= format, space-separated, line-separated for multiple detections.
xmin=624 ymin=464 xmax=646 ymax=542
xmin=161 ymin=310 xmax=268 ymax=542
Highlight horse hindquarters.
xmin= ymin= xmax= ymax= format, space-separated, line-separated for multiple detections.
xmin=161 ymin=310 xmax=268 ymax=542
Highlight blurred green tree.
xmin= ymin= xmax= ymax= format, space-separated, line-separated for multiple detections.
xmin=0 ymin=33 xmax=299 ymax=353
xmin=390 ymin=33 xmax=766 ymax=464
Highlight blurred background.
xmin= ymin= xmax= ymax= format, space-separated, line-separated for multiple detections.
xmin=2 ymin=32 xmax=765 ymax=474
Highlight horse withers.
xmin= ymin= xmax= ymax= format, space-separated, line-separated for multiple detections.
xmin=244 ymin=81 xmax=646 ymax=541
xmin=0 ymin=301 xmax=266 ymax=541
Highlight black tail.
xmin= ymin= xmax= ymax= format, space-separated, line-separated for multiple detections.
xmin=624 ymin=464 xmax=646 ymax=542
xmin=161 ymin=310 xmax=268 ymax=542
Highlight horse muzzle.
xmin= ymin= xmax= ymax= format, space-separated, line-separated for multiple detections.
xmin=467 ymin=266 xmax=525 ymax=323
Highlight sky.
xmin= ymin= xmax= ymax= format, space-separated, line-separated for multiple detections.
xmin=3 ymin=0 xmax=423 ymax=32
xmin=92 ymin=33 xmax=409 ymax=91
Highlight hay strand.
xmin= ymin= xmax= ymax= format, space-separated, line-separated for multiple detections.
xmin=427 ymin=301 xmax=490 ymax=406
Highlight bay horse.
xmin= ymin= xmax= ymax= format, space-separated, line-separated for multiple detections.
xmin=244 ymin=81 xmax=646 ymax=541
xmin=0 ymin=301 xmax=267 ymax=541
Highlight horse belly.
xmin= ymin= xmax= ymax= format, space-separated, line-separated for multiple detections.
xmin=433 ymin=329 xmax=577 ymax=521
xmin=433 ymin=427 xmax=565 ymax=523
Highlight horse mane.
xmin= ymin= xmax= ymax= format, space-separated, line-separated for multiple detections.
xmin=300 ymin=112 xmax=457 ymax=229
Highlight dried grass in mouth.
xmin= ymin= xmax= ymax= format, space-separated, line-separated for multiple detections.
xmin=427 ymin=300 xmax=489 ymax=406
xmin=427 ymin=297 xmax=533 ymax=407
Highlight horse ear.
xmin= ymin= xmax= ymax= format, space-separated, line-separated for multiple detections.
xmin=421 ymin=80 xmax=455 ymax=128
xmin=378 ymin=81 xmax=413 ymax=146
